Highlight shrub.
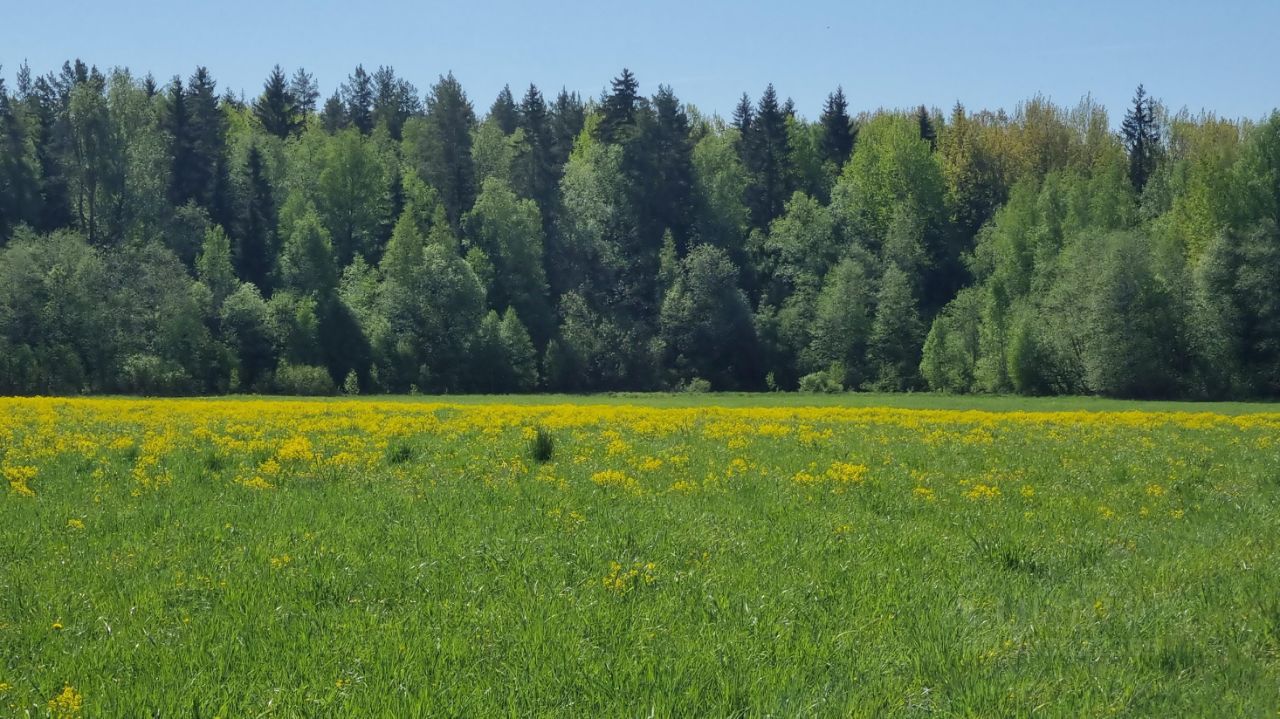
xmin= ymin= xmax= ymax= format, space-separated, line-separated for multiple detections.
xmin=798 ymin=366 xmax=844 ymax=393
xmin=275 ymin=363 xmax=336 ymax=396
xmin=118 ymin=354 xmax=195 ymax=396
xmin=343 ymin=370 xmax=360 ymax=396
xmin=683 ymin=377 xmax=712 ymax=393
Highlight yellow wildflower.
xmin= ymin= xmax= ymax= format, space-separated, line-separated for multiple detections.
xmin=591 ymin=469 xmax=641 ymax=495
xmin=48 ymin=684 xmax=83 ymax=718
xmin=965 ymin=484 xmax=1001 ymax=501
xmin=4 ymin=465 xmax=37 ymax=497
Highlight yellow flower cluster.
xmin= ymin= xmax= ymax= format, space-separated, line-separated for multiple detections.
xmin=3 ymin=465 xmax=37 ymax=497
xmin=602 ymin=561 xmax=658 ymax=593
xmin=48 ymin=684 xmax=83 ymax=718
xmin=591 ymin=469 xmax=642 ymax=495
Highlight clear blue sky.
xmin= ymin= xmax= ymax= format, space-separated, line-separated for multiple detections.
xmin=4 ymin=0 xmax=1277 ymax=124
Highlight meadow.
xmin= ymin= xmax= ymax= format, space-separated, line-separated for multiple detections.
xmin=2 ymin=395 xmax=1279 ymax=717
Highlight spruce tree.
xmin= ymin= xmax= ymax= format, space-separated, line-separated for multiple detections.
xmin=253 ymin=65 xmax=301 ymax=139
xmin=646 ymin=85 xmax=695 ymax=247
xmin=818 ymin=87 xmax=854 ymax=168
xmin=743 ymin=84 xmax=794 ymax=230
xmin=549 ymin=89 xmax=585 ymax=172
xmin=167 ymin=68 xmax=230 ymax=227
xmin=488 ymin=85 xmax=518 ymax=135
xmin=916 ymin=105 xmax=937 ymax=152
xmin=232 ymin=143 xmax=277 ymax=292
xmin=419 ymin=72 xmax=477 ymax=229
xmin=1121 ymin=84 xmax=1160 ymax=194
xmin=598 ymin=69 xmax=640 ymax=145
xmin=732 ymin=93 xmax=754 ymax=137
xmin=517 ymin=84 xmax=556 ymax=225
xmin=289 ymin=68 xmax=320 ymax=116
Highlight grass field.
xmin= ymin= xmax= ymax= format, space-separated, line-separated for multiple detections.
xmin=3 ymin=396 xmax=1280 ymax=716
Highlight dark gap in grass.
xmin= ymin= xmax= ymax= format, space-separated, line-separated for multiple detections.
xmin=387 ymin=443 xmax=414 ymax=465
xmin=528 ymin=426 xmax=554 ymax=464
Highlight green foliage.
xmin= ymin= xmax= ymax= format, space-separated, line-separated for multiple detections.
xmin=197 ymin=224 xmax=237 ymax=307
xmin=659 ymin=244 xmax=758 ymax=390
xmin=2 ymin=61 xmax=1279 ymax=399
xmin=274 ymin=362 xmax=336 ymax=395
xmin=797 ymin=365 xmax=844 ymax=393
xmin=867 ymin=265 xmax=925 ymax=390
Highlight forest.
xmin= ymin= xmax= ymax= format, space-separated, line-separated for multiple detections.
xmin=0 ymin=61 xmax=1277 ymax=398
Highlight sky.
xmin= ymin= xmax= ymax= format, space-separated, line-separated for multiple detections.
xmin=4 ymin=0 xmax=1278 ymax=124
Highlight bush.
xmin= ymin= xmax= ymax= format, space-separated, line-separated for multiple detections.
xmin=683 ymin=377 xmax=712 ymax=393
xmin=798 ymin=366 xmax=844 ymax=393
xmin=119 ymin=354 xmax=195 ymax=396
xmin=343 ymin=370 xmax=360 ymax=396
xmin=275 ymin=363 xmax=336 ymax=396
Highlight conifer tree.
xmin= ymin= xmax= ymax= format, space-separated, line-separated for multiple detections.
xmin=232 ymin=143 xmax=277 ymax=291
xmin=549 ymin=89 xmax=585 ymax=172
xmin=371 ymin=66 xmax=419 ymax=139
xmin=253 ymin=65 xmax=301 ymax=139
xmin=916 ymin=105 xmax=937 ymax=152
xmin=488 ymin=85 xmax=518 ymax=135
xmin=417 ymin=72 xmax=477 ymax=229
xmin=818 ymin=87 xmax=854 ymax=168
xmin=289 ymin=68 xmax=320 ymax=116
xmin=1121 ymin=84 xmax=1160 ymax=194
xmin=321 ymin=91 xmax=346 ymax=133
xmin=517 ymin=84 xmax=556 ymax=224
xmin=341 ymin=65 xmax=375 ymax=134
xmin=743 ymin=84 xmax=794 ymax=230
xmin=598 ymin=69 xmax=640 ymax=145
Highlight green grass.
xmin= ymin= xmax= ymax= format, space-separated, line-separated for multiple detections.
xmin=193 ymin=390 xmax=1280 ymax=414
xmin=2 ymin=397 xmax=1279 ymax=716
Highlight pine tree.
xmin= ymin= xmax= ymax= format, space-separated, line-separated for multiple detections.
xmin=341 ymin=65 xmax=374 ymax=134
xmin=818 ymin=87 xmax=854 ymax=168
xmin=253 ymin=65 xmax=301 ymax=139
xmin=371 ymin=66 xmax=419 ymax=139
xmin=1121 ymin=84 xmax=1160 ymax=194
xmin=488 ymin=85 xmax=518 ymax=135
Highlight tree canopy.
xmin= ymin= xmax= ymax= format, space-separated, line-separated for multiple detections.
xmin=1 ymin=61 xmax=1276 ymax=398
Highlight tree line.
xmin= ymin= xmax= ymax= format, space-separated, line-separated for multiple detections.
xmin=0 ymin=61 xmax=1277 ymax=397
